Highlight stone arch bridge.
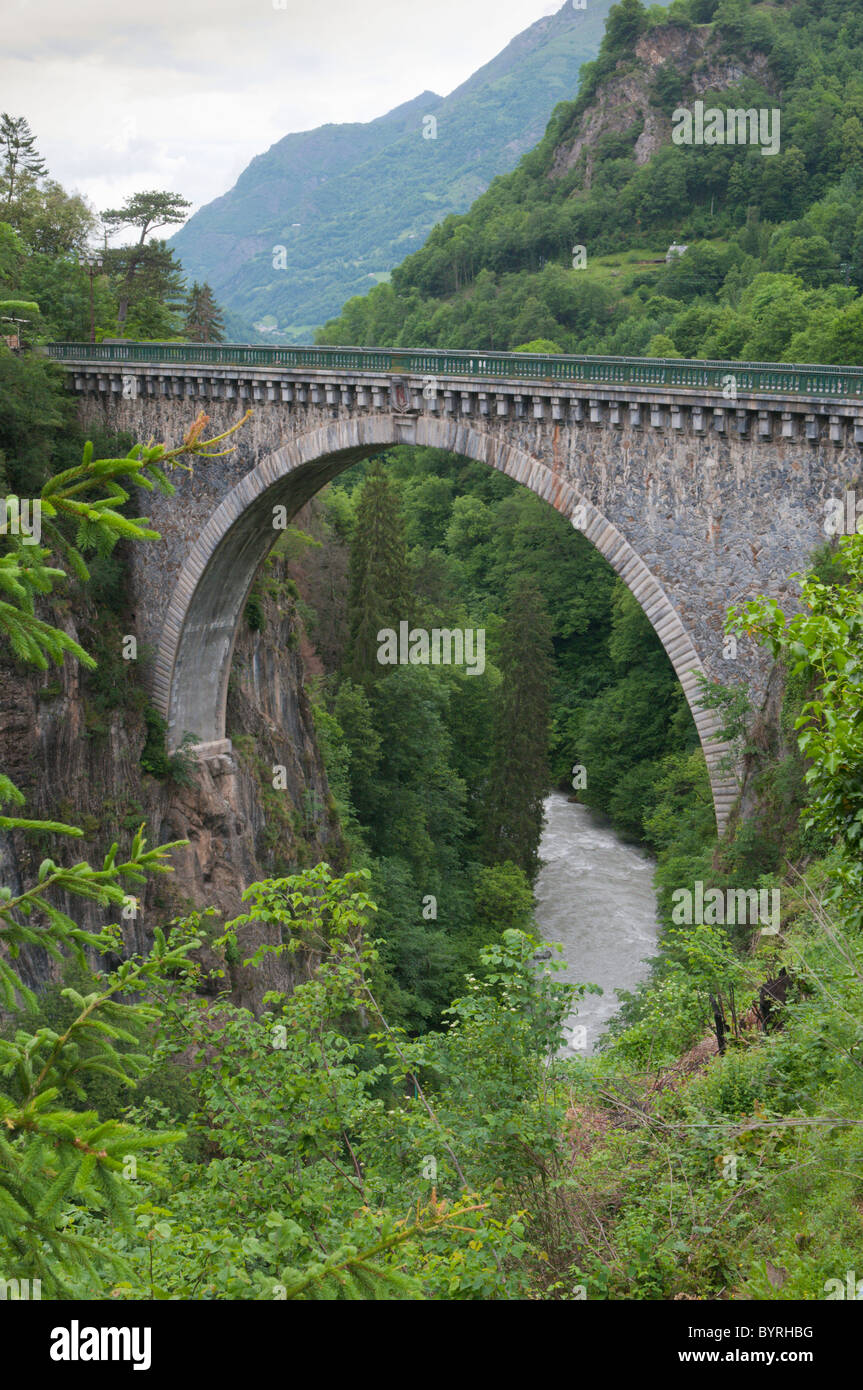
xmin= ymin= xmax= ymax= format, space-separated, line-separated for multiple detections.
xmin=47 ymin=342 xmax=863 ymax=833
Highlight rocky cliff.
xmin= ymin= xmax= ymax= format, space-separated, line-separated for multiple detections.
xmin=548 ymin=22 xmax=776 ymax=187
xmin=0 ymin=539 xmax=341 ymax=1014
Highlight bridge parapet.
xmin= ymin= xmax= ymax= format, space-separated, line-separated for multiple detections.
xmin=44 ymin=339 xmax=863 ymax=399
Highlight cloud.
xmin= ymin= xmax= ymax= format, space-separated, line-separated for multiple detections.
xmin=0 ymin=0 xmax=557 ymax=218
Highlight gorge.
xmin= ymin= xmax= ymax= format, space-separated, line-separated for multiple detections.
xmin=2 ymin=0 xmax=863 ymax=1312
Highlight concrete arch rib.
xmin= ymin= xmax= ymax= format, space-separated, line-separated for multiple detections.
xmin=153 ymin=413 xmax=738 ymax=832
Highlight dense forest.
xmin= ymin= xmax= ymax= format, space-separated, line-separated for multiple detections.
xmin=282 ymin=447 xmax=707 ymax=1037
xmin=1 ymin=0 xmax=862 ymax=1306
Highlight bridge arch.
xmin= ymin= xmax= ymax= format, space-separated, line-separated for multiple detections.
xmin=153 ymin=413 xmax=738 ymax=830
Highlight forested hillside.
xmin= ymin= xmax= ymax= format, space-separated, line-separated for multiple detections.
xmin=319 ymin=0 xmax=863 ymax=365
xmin=169 ymin=0 xmax=616 ymax=341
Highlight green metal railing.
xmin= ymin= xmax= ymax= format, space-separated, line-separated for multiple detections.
xmin=43 ymin=341 xmax=863 ymax=399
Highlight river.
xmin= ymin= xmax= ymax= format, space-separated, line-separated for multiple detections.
xmin=533 ymin=791 xmax=660 ymax=1055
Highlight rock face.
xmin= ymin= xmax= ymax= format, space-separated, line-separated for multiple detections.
xmin=547 ymin=24 xmax=776 ymax=187
xmin=0 ymin=553 xmax=341 ymax=1014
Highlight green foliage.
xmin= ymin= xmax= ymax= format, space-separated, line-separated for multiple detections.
xmin=0 ymin=413 xmax=250 ymax=671
xmin=646 ymin=332 xmax=681 ymax=356
xmin=694 ymin=672 xmax=754 ymax=764
xmin=35 ymin=865 xmax=574 ymax=1300
xmin=183 ymin=280 xmax=225 ymax=343
xmin=480 ymin=578 xmax=554 ymax=879
xmin=0 ymin=113 xmax=47 ymax=208
xmin=244 ymin=589 xmax=266 ymax=632
xmin=101 ymin=191 xmax=191 ymax=336
xmin=139 ymin=709 xmax=199 ymax=786
xmin=0 ymin=127 xmax=195 ymax=341
xmin=730 ymin=532 xmax=863 ymax=919
xmin=345 ymin=459 xmax=411 ymax=685
xmin=0 ymin=410 xmax=263 ymax=1294
xmin=0 ymin=346 xmax=73 ymax=496
xmin=511 ymin=337 xmax=564 ymax=354
xmin=0 ymin=820 xmax=197 ymax=1294
xmin=472 ymin=861 xmax=535 ymax=940
xmin=0 ymin=298 xmax=38 ymax=318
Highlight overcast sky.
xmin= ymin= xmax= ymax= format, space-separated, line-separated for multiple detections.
xmin=1 ymin=0 xmax=564 ymax=229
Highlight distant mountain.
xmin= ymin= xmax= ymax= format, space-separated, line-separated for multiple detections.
xmin=318 ymin=0 xmax=863 ymax=372
xmin=170 ymin=0 xmax=615 ymax=341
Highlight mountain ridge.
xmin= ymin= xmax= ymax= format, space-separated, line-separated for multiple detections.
xmin=317 ymin=0 xmax=863 ymax=370
xmin=169 ymin=0 xmax=616 ymax=340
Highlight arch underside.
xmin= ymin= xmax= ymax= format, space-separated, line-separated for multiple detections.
xmin=154 ymin=414 xmax=739 ymax=832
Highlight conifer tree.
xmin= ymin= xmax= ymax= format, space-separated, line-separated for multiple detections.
xmin=0 ymin=114 xmax=47 ymax=208
xmin=101 ymin=190 xmax=191 ymax=333
xmin=183 ymin=280 xmax=225 ymax=342
xmin=345 ymin=459 xmax=411 ymax=685
xmin=480 ymin=577 xmax=554 ymax=879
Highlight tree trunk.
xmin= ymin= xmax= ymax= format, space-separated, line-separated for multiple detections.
xmin=709 ymin=991 xmax=727 ymax=1055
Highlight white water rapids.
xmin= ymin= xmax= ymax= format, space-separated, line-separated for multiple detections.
xmin=533 ymin=791 xmax=660 ymax=1055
